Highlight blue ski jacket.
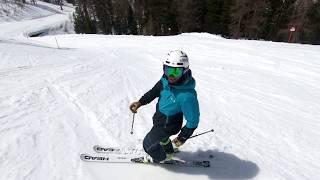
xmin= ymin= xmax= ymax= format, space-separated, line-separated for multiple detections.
xmin=139 ymin=70 xmax=200 ymax=131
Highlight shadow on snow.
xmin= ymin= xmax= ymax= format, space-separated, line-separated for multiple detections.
xmin=161 ymin=149 xmax=259 ymax=179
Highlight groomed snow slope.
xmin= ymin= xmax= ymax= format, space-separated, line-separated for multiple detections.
xmin=0 ymin=33 xmax=320 ymax=180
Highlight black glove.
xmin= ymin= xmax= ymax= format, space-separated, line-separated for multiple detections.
xmin=173 ymin=126 xmax=196 ymax=147
xmin=129 ymin=101 xmax=141 ymax=113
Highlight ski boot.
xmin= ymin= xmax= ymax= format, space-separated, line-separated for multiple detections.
xmin=160 ymin=138 xmax=175 ymax=154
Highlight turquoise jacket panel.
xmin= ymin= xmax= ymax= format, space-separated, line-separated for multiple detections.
xmin=159 ymin=77 xmax=200 ymax=129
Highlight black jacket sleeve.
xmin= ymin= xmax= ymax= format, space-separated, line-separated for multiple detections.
xmin=177 ymin=126 xmax=196 ymax=143
xmin=138 ymin=80 xmax=162 ymax=105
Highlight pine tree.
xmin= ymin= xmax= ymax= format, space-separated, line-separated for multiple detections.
xmin=300 ymin=2 xmax=320 ymax=44
xmin=144 ymin=0 xmax=178 ymax=35
xmin=127 ymin=5 xmax=138 ymax=35
xmin=66 ymin=0 xmax=75 ymax=4
xmin=204 ymin=0 xmax=231 ymax=37
xmin=73 ymin=0 xmax=97 ymax=34
xmin=173 ymin=0 xmax=206 ymax=33
xmin=112 ymin=0 xmax=133 ymax=35
xmin=261 ymin=0 xmax=295 ymax=41
xmin=74 ymin=6 xmax=85 ymax=33
xmin=92 ymin=0 xmax=113 ymax=34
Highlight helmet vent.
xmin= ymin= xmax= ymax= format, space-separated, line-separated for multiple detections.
xmin=177 ymin=63 xmax=183 ymax=65
xmin=165 ymin=61 xmax=170 ymax=64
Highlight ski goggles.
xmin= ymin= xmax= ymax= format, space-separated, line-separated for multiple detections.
xmin=164 ymin=65 xmax=184 ymax=78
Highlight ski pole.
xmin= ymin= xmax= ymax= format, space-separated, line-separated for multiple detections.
xmin=130 ymin=113 xmax=135 ymax=134
xmin=189 ymin=129 xmax=214 ymax=139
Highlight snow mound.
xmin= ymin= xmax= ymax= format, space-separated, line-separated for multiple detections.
xmin=0 ymin=0 xmax=74 ymax=38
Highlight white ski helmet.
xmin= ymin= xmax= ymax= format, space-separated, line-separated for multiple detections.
xmin=163 ymin=50 xmax=189 ymax=68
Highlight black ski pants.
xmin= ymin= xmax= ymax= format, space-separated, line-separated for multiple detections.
xmin=143 ymin=112 xmax=183 ymax=162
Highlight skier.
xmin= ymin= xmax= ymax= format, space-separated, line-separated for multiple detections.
xmin=129 ymin=50 xmax=200 ymax=163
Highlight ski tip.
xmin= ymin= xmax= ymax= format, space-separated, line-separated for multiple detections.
xmin=80 ymin=153 xmax=110 ymax=162
xmin=93 ymin=145 xmax=100 ymax=151
xmin=80 ymin=153 xmax=89 ymax=161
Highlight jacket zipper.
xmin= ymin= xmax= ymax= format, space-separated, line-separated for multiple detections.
xmin=164 ymin=116 xmax=169 ymax=128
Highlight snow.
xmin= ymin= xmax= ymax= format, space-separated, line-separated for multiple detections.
xmin=1 ymin=2 xmax=320 ymax=180
xmin=0 ymin=0 xmax=74 ymax=38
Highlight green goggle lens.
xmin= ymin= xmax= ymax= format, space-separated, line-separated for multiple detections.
xmin=164 ymin=66 xmax=184 ymax=78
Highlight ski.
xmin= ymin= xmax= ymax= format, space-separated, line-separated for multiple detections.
xmin=80 ymin=153 xmax=210 ymax=168
xmin=93 ymin=145 xmax=179 ymax=155
xmin=93 ymin=145 xmax=144 ymax=155
xmin=130 ymin=156 xmax=210 ymax=168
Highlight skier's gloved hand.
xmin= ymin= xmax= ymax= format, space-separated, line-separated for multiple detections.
xmin=173 ymin=126 xmax=196 ymax=147
xmin=172 ymin=136 xmax=186 ymax=147
xmin=129 ymin=101 xmax=141 ymax=113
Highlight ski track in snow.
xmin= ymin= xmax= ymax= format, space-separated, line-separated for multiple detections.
xmin=1 ymin=3 xmax=320 ymax=179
